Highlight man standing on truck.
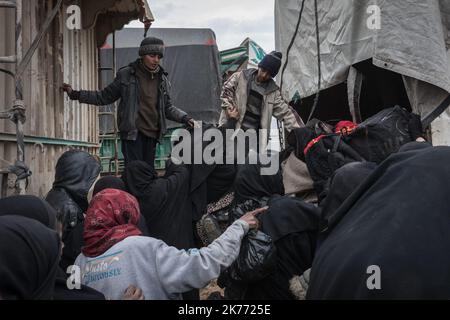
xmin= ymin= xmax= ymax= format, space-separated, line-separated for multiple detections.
xmin=219 ymin=51 xmax=303 ymax=155
xmin=62 ymin=37 xmax=195 ymax=169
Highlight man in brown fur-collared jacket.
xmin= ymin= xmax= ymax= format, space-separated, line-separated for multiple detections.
xmin=219 ymin=51 xmax=303 ymax=153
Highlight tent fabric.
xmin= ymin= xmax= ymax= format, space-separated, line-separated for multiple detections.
xmin=99 ymin=28 xmax=222 ymax=133
xmin=104 ymin=28 xmax=218 ymax=48
xmin=219 ymin=38 xmax=266 ymax=75
xmin=275 ymin=0 xmax=450 ymax=100
xmin=274 ymin=0 xmax=450 ymax=146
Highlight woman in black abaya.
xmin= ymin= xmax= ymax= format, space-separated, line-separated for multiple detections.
xmin=0 ymin=215 xmax=60 ymax=300
xmin=0 ymin=195 xmax=105 ymax=300
xmin=307 ymin=143 xmax=450 ymax=299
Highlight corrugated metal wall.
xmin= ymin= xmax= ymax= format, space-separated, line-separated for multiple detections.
xmin=0 ymin=0 xmax=99 ymax=197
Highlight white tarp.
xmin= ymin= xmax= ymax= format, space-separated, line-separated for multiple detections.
xmin=275 ymin=0 xmax=450 ymax=145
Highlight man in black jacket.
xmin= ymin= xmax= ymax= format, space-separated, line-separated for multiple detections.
xmin=62 ymin=37 xmax=195 ymax=168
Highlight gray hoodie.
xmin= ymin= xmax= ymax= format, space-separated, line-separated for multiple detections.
xmin=74 ymin=219 xmax=249 ymax=300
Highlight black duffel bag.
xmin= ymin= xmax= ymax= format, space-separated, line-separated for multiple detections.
xmin=345 ymin=106 xmax=414 ymax=163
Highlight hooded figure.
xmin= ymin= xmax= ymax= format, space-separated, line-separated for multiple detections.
xmin=317 ymin=161 xmax=378 ymax=241
xmin=0 ymin=195 xmax=106 ymax=300
xmin=92 ymin=175 xmax=127 ymax=196
xmin=241 ymin=196 xmax=320 ymax=300
xmin=45 ymin=149 xmax=101 ymax=271
xmin=0 ymin=215 xmax=60 ymax=300
xmin=233 ymin=160 xmax=285 ymax=205
xmin=306 ymin=142 xmax=450 ymax=299
xmin=122 ymin=160 xmax=196 ymax=250
xmin=0 ymin=195 xmax=57 ymax=230
xmin=218 ymin=159 xmax=289 ymax=299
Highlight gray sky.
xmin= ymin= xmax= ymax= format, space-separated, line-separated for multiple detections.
xmin=126 ymin=0 xmax=275 ymax=52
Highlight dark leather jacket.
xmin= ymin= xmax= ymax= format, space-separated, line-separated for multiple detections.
xmin=45 ymin=150 xmax=101 ymax=270
xmin=78 ymin=59 xmax=188 ymax=140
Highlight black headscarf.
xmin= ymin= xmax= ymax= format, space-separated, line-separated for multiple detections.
xmin=307 ymin=143 xmax=450 ymax=299
xmin=233 ymin=196 xmax=320 ymax=300
xmin=122 ymin=161 xmax=158 ymax=198
xmin=260 ymin=196 xmax=320 ymax=242
xmin=93 ymin=175 xmax=127 ymax=197
xmin=287 ymin=127 xmax=317 ymax=161
xmin=178 ymin=123 xmax=235 ymax=218
xmin=318 ymin=161 xmax=377 ymax=235
xmin=123 ymin=160 xmax=195 ymax=249
xmin=0 ymin=195 xmax=57 ymax=229
xmin=0 ymin=196 xmax=105 ymax=300
xmin=234 ymin=161 xmax=285 ymax=204
xmin=0 ymin=215 xmax=60 ymax=300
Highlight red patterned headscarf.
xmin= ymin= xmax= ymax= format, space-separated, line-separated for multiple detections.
xmin=82 ymin=188 xmax=142 ymax=257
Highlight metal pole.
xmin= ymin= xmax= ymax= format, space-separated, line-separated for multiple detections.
xmin=15 ymin=0 xmax=22 ymax=100
xmin=112 ymin=31 xmax=119 ymax=176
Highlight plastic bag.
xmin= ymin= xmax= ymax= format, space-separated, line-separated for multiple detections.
xmin=228 ymin=229 xmax=277 ymax=283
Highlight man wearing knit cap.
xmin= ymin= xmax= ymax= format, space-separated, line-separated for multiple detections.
xmin=62 ymin=37 xmax=195 ymax=169
xmin=219 ymin=51 xmax=302 ymax=153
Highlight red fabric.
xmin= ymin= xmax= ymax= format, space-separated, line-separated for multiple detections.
xmin=82 ymin=188 xmax=142 ymax=257
xmin=335 ymin=121 xmax=357 ymax=135
xmin=304 ymin=134 xmax=326 ymax=155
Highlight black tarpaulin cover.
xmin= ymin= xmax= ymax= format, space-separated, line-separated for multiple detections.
xmin=99 ymin=28 xmax=222 ymax=134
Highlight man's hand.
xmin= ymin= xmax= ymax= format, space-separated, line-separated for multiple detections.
xmin=239 ymin=206 xmax=268 ymax=229
xmin=226 ymin=106 xmax=240 ymax=120
xmin=122 ymin=285 xmax=145 ymax=300
xmin=61 ymin=83 xmax=73 ymax=95
xmin=182 ymin=115 xmax=195 ymax=128
xmin=187 ymin=118 xmax=195 ymax=128
xmin=61 ymin=83 xmax=80 ymax=100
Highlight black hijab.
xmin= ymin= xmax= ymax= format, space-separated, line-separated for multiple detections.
xmin=122 ymin=161 xmax=158 ymax=198
xmin=0 ymin=196 xmax=105 ymax=300
xmin=287 ymin=127 xmax=317 ymax=161
xmin=244 ymin=196 xmax=321 ymax=300
xmin=93 ymin=175 xmax=127 ymax=196
xmin=260 ymin=196 xmax=320 ymax=242
xmin=234 ymin=161 xmax=285 ymax=204
xmin=307 ymin=143 xmax=450 ymax=299
xmin=0 ymin=195 xmax=57 ymax=229
xmin=318 ymin=161 xmax=377 ymax=235
xmin=0 ymin=215 xmax=60 ymax=300
xmin=123 ymin=160 xmax=195 ymax=249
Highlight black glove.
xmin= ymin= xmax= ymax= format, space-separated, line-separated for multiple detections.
xmin=408 ymin=113 xmax=424 ymax=141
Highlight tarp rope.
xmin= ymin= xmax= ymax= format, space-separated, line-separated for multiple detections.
xmin=279 ymin=0 xmax=322 ymax=123
xmin=280 ymin=0 xmax=306 ymax=94
xmin=307 ymin=0 xmax=322 ymax=123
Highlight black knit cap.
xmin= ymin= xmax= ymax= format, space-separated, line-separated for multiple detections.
xmin=139 ymin=37 xmax=165 ymax=58
xmin=258 ymin=51 xmax=283 ymax=78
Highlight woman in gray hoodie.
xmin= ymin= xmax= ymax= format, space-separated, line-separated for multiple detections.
xmin=75 ymin=188 xmax=263 ymax=300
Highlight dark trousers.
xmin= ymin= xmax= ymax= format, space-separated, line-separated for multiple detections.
xmin=122 ymin=131 xmax=158 ymax=169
